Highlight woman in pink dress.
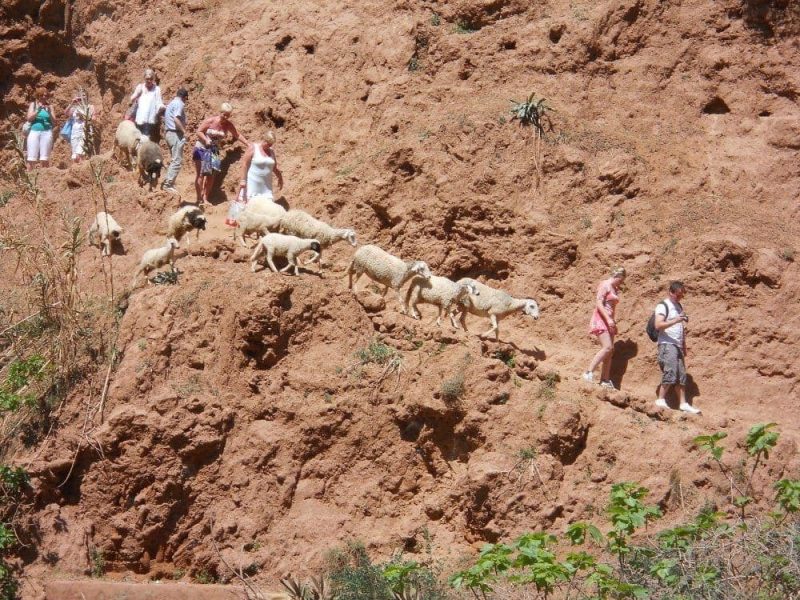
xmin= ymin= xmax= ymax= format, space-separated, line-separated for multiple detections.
xmin=583 ymin=267 xmax=626 ymax=389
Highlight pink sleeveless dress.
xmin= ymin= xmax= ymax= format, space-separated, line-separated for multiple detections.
xmin=589 ymin=279 xmax=619 ymax=336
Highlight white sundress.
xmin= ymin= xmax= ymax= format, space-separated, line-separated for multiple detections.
xmin=245 ymin=143 xmax=276 ymax=200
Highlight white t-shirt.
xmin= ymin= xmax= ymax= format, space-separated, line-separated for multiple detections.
xmin=655 ymin=298 xmax=684 ymax=348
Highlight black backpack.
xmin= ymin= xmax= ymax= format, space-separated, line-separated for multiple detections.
xmin=646 ymin=301 xmax=668 ymax=342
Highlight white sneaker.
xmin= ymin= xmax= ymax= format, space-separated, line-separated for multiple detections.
xmin=679 ymin=403 xmax=702 ymax=415
xmin=582 ymin=371 xmax=594 ymax=383
xmin=600 ymin=380 xmax=617 ymax=390
xmin=655 ymin=398 xmax=669 ymax=409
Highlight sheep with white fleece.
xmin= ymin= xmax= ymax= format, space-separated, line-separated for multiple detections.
xmin=87 ymin=211 xmax=123 ymax=257
xmin=113 ymin=120 xmax=141 ymax=169
xmin=279 ymin=209 xmax=356 ymax=266
xmin=347 ymin=244 xmax=431 ymax=314
xmin=249 ymin=233 xmax=321 ymax=275
xmin=406 ymin=276 xmax=480 ymax=328
xmin=166 ymin=206 xmax=207 ymax=244
xmin=234 ymin=202 xmax=286 ymax=247
xmin=132 ymin=238 xmax=179 ymax=286
xmin=454 ymin=278 xmax=540 ymax=340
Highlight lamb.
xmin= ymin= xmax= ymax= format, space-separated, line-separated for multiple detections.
xmin=166 ymin=206 xmax=207 ymax=244
xmin=87 ymin=212 xmax=123 ymax=257
xmin=113 ymin=120 xmax=141 ymax=169
xmin=347 ymin=244 xmax=431 ymax=313
xmin=406 ymin=276 xmax=480 ymax=328
xmin=246 ymin=194 xmax=281 ymax=214
xmin=454 ymin=278 xmax=540 ymax=340
xmin=132 ymin=238 xmax=179 ymax=286
xmin=234 ymin=202 xmax=286 ymax=247
xmin=249 ymin=233 xmax=322 ymax=276
xmin=136 ymin=140 xmax=163 ymax=190
xmin=279 ymin=209 xmax=356 ymax=266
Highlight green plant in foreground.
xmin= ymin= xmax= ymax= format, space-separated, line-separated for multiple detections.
xmin=0 ymin=466 xmax=29 ymax=496
xmin=440 ymin=372 xmax=465 ymax=401
xmin=89 ymin=548 xmax=105 ymax=578
xmin=509 ymin=93 xmax=553 ymax=136
xmin=356 ymin=339 xmax=397 ymax=366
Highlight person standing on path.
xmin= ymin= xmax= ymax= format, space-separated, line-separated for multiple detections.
xmin=239 ymin=131 xmax=283 ymax=201
xmin=654 ymin=280 xmax=701 ymax=414
xmin=583 ymin=266 xmax=626 ymax=390
xmin=65 ymin=89 xmax=96 ymax=163
xmin=25 ymin=87 xmax=55 ymax=170
xmin=161 ymin=87 xmax=189 ymax=194
xmin=129 ymin=68 xmax=165 ymax=139
xmin=192 ymin=103 xmax=248 ymax=205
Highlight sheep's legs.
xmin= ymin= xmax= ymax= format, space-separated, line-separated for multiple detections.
xmin=266 ymin=249 xmax=279 ymax=273
xmin=303 ymin=251 xmax=319 ymax=265
xmin=479 ymin=315 xmax=500 ymax=340
xmin=249 ymin=243 xmax=264 ymax=272
xmin=458 ymin=310 xmax=469 ymax=332
xmin=280 ymin=252 xmax=298 ymax=275
xmin=348 ymin=270 xmax=361 ymax=291
xmin=434 ymin=307 xmax=444 ymax=327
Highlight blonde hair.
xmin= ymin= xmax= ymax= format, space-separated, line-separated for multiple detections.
xmin=220 ymin=102 xmax=233 ymax=114
xmin=144 ymin=68 xmax=155 ymax=79
xmin=611 ymin=266 xmax=627 ymax=278
xmin=264 ymin=130 xmax=276 ymax=144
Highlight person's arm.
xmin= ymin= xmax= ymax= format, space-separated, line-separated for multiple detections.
xmin=595 ymin=283 xmax=614 ymax=328
xmin=270 ymin=148 xmax=284 ymax=189
xmin=175 ymin=113 xmax=185 ymax=134
xmin=228 ymin=122 xmax=248 ymax=146
xmin=239 ymin=143 xmax=255 ymax=195
xmin=27 ymin=102 xmax=37 ymax=122
xmin=196 ymin=117 xmax=213 ymax=146
xmin=156 ymin=87 xmax=166 ymax=113
xmin=129 ymin=83 xmax=142 ymax=105
xmin=655 ymin=310 xmax=686 ymax=331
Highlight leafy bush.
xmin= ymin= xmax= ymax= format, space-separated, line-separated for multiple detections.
xmin=325 ymin=542 xmax=448 ymax=600
xmin=357 ymin=340 xmax=398 ymax=366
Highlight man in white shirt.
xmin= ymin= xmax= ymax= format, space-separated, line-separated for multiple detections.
xmin=161 ymin=88 xmax=188 ymax=194
xmin=654 ymin=281 xmax=701 ymax=414
xmin=129 ymin=68 xmax=165 ymax=139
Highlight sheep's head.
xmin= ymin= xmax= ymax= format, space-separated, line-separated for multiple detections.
xmin=188 ymin=212 xmax=207 ymax=230
xmin=167 ymin=237 xmax=180 ymax=249
xmin=410 ymin=261 xmax=431 ymax=280
xmin=523 ymin=299 xmax=540 ymax=319
xmin=340 ymin=229 xmax=357 ymax=247
xmin=310 ymin=240 xmax=322 ymax=254
xmin=148 ymin=160 xmax=163 ymax=181
xmin=111 ymin=230 xmax=122 ymax=239
xmin=461 ymin=281 xmax=480 ymax=297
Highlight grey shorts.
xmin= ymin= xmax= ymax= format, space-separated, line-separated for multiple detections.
xmin=658 ymin=343 xmax=686 ymax=386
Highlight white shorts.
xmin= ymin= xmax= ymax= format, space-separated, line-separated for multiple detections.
xmin=26 ymin=129 xmax=54 ymax=162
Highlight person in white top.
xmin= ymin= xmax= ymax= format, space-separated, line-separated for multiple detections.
xmin=65 ymin=89 xmax=96 ymax=163
xmin=129 ymin=68 xmax=165 ymax=139
xmin=239 ymin=131 xmax=284 ymax=201
xmin=653 ymin=281 xmax=700 ymax=414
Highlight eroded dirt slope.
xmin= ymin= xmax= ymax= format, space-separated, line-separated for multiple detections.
xmin=1 ymin=0 xmax=799 ymax=594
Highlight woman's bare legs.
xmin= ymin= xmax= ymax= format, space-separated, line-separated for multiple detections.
xmin=587 ymin=332 xmax=614 ymax=378
xmin=194 ymin=159 xmax=203 ymax=203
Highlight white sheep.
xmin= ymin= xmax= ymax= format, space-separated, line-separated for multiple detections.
xmin=249 ymin=233 xmax=322 ymax=275
xmin=279 ymin=209 xmax=356 ymax=265
xmin=347 ymin=244 xmax=431 ymax=313
xmin=113 ymin=120 xmax=141 ymax=169
xmin=137 ymin=140 xmax=163 ymax=190
xmin=166 ymin=205 xmax=207 ymax=244
xmin=87 ymin=212 xmax=123 ymax=257
xmin=132 ymin=238 xmax=179 ymax=286
xmin=246 ymin=194 xmax=281 ymax=214
xmin=406 ymin=276 xmax=480 ymax=328
xmin=454 ymin=278 xmax=540 ymax=340
xmin=234 ymin=202 xmax=286 ymax=247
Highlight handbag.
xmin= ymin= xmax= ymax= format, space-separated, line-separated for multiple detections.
xmin=60 ymin=117 xmax=74 ymax=142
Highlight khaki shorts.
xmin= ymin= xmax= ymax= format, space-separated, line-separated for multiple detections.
xmin=658 ymin=343 xmax=686 ymax=386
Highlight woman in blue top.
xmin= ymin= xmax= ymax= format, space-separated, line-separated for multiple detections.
xmin=26 ymin=87 xmax=56 ymax=170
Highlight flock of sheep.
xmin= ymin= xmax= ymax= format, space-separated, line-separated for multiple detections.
xmin=92 ymin=131 xmax=541 ymax=340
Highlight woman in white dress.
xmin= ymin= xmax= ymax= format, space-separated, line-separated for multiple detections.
xmin=238 ymin=131 xmax=283 ymax=201
xmin=66 ymin=90 xmax=96 ymax=163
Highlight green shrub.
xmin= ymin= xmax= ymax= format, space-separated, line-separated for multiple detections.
xmin=356 ymin=339 xmax=397 ymax=366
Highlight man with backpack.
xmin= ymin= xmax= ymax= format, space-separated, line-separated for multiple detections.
xmin=649 ymin=281 xmax=701 ymax=414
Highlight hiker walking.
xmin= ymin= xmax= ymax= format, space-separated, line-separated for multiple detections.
xmin=653 ymin=281 xmax=701 ymax=414
xmin=25 ymin=87 xmax=55 ymax=170
xmin=129 ymin=68 xmax=164 ymax=139
xmin=583 ymin=266 xmax=626 ymax=390
xmin=192 ymin=102 xmax=248 ymax=205
xmin=161 ymin=87 xmax=189 ymax=194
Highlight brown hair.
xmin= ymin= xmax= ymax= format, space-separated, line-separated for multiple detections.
xmin=35 ymin=87 xmax=48 ymax=101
